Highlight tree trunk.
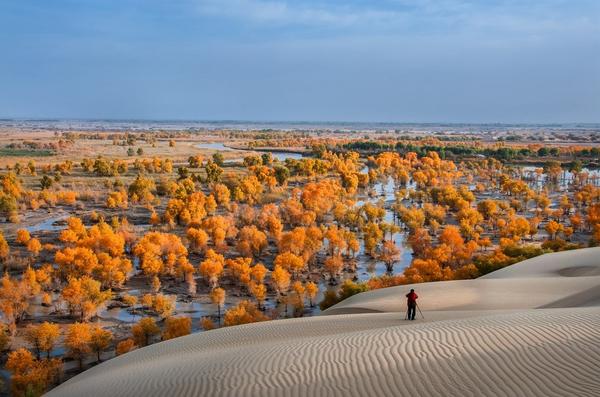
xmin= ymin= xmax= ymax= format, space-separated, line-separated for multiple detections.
xmin=385 ymin=262 xmax=394 ymax=273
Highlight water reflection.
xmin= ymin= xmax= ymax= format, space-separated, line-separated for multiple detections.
xmin=195 ymin=142 xmax=304 ymax=162
xmin=26 ymin=215 xmax=68 ymax=233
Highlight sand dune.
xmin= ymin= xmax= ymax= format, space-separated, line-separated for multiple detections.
xmin=325 ymin=247 xmax=600 ymax=315
xmin=47 ymin=248 xmax=600 ymax=397
xmin=481 ymin=247 xmax=600 ymax=279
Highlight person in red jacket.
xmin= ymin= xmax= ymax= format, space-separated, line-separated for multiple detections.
xmin=406 ymin=289 xmax=418 ymax=320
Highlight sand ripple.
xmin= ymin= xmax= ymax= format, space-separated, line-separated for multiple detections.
xmin=47 ymin=308 xmax=600 ymax=397
xmin=47 ymin=247 xmax=600 ymax=397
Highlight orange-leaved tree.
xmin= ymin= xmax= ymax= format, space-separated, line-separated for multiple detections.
xmin=162 ymin=316 xmax=192 ymax=340
xmin=65 ymin=322 xmax=92 ymax=370
xmin=131 ymin=317 xmax=160 ymax=347
xmin=89 ymin=326 xmax=113 ymax=362
xmin=24 ymin=322 xmax=60 ymax=359
xmin=199 ymin=249 xmax=225 ymax=288
xmin=223 ymin=300 xmax=268 ymax=327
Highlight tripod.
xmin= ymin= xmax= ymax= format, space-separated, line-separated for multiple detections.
xmin=416 ymin=302 xmax=425 ymax=319
xmin=404 ymin=302 xmax=425 ymax=320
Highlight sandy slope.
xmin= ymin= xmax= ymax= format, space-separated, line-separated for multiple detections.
xmin=47 ymin=248 xmax=600 ymax=397
xmin=325 ymin=247 xmax=600 ymax=315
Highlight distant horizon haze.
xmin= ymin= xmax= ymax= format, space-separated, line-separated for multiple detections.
xmin=2 ymin=117 xmax=600 ymax=125
xmin=1 ymin=118 xmax=599 ymax=133
xmin=1 ymin=117 xmax=600 ymax=126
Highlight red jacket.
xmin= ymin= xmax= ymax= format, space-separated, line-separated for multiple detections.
xmin=406 ymin=292 xmax=418 ymax=304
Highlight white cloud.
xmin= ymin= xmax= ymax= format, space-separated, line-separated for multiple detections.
xmin=193 ymin=0 xmax=404 ymax=27
xmin=191 ymin=0 xmax=600 ymax=38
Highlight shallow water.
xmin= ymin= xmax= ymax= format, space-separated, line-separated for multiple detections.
xmin=26 ymin=214 xmax=68 ymax=233
xmin=354 ymin=174 xmax=414 ymax=280
xmin=196 ymin=142 xmax=235 ymax=151
xmin=520 ymin=166 xmax=600 ymax=191
xmin=44 ymin=158 xmax=411 ymax=326
xmin=196 ymin=142 xmax=303 ymax=162
xmin=99 ymin=307 xmax=140 ymax=323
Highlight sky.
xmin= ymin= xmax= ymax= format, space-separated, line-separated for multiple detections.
xmin=0 ymin=0 xmax=599 ymax=123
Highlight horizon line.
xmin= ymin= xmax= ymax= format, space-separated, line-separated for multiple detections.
xmin=1 ymin=117 xmax=599 ymax=128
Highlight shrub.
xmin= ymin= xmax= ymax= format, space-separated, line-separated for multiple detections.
xmin=541 ymin=238 xmax=582 ymax=252
xmin=200 ymin=317 xmax=215 ymax=331
xmin=366 ymin=274 xmax=407 ymax=290
xmin=318 ymin=280 xmax=369 ymax=311
xmin=223 ymin=300 xmax=268 ymax=327
xmin=162 ymin=317 xmax=192 ymax=340
xmin=116 ymin=338 xmax=136 ymax=355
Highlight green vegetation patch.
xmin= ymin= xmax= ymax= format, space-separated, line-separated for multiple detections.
xmin=0 ymin=148 xmax=55 ymax=157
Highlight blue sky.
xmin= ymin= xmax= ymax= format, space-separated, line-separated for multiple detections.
xmin=1 ymin=0 xmax=599 ymax=123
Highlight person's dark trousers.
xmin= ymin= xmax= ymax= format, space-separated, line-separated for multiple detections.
xmin=407 ymin=303 xmax=416 ymax=320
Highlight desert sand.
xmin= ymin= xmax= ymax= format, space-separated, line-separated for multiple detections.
xmin=47 ymin=248 xmax=600 ymax=397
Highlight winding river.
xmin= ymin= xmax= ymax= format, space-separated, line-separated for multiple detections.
xmin=196 ymin=142 xmax=304 ymax=162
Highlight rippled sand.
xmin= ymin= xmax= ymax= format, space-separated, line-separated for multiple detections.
xmin=48 ymin=248 xmax=600 ymax=397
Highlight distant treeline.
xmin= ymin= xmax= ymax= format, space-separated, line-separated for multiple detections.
xmin=338 ymin=141 xmax=600 ymax=162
